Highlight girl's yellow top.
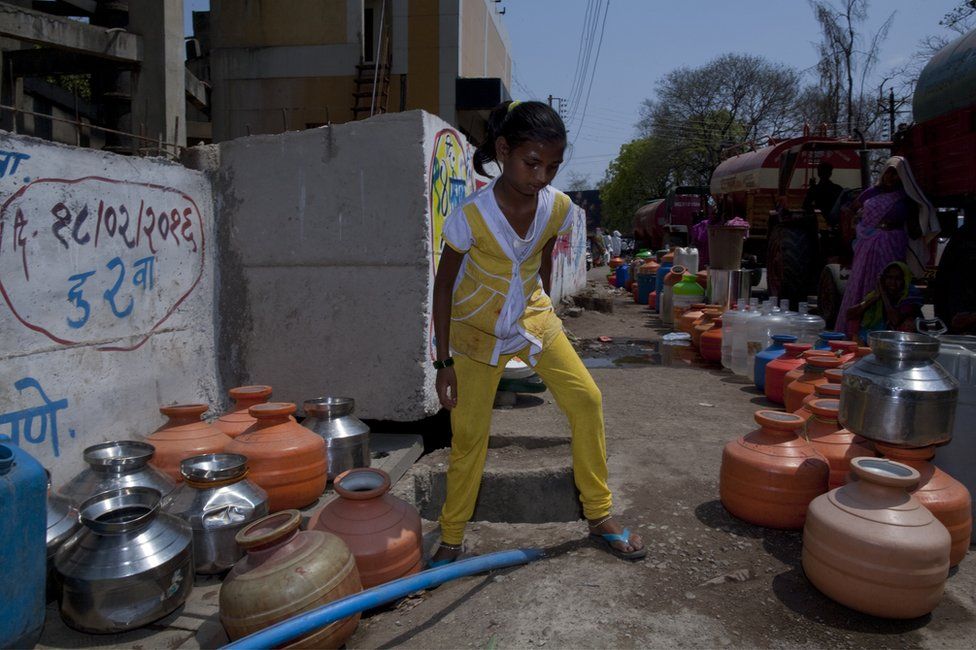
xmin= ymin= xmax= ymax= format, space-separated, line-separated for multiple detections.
xmin=441 ymin=181 xmax=575 ymax=366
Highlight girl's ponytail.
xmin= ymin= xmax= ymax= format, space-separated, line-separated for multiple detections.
xmin=473 ymin=100 xmax=566 ymax=178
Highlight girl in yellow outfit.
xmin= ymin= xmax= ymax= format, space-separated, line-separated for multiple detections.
xmin=430 ymin=101 xmax=645 ymax=564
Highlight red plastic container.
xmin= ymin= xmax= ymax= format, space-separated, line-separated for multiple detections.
xmin=764 ymin=343 xmax=812 ymax=405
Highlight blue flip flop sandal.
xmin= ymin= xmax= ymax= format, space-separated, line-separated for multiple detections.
xmin=589 ymin=528 xmax=647 ymax=561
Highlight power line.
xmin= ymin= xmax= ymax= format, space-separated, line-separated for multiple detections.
xmin=565 ymin=0 xmax=598 ymax=111
xmin=566 ymin=0 xmax=604 ymax=125
xmin=570 ymin=0 xmax=610 ymax=145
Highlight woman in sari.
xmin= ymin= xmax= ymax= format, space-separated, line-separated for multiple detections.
xmin=845 ymin=261 xmax=923 ymax=343
xmin=834 ymin=156 xmax=935 ymax=331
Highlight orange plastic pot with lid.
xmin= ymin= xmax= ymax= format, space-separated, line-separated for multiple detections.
xmin=692 ymin=309 xmax=722 ymax=350
xmin=719 ymin=410 xmax=829 ymax=530
xmin=147 ymin=404 xmax=232 ymax=482
xmin=784 ymin=353 xmax=844 ymax=413
xmin=225 ymin=403 xmax=328 ymax=512
xmin=875 ymin=443 xmax=972 ymax=567
xmin=700 ymin=316 xmax=723 ymax=363
xmin=764 ymin=343 xmax=813 ymax=405
xmin=805 ymin=398 xmax=876 ymax=489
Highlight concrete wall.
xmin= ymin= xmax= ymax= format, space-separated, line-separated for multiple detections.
xmin=550 ymin=203 xmax=588 ymax=304
xmin=0 ymin=131 xmax=217 ymax=482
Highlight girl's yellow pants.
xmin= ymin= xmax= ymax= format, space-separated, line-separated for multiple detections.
xmin=439 ymin=331 xmax=613 ymax=544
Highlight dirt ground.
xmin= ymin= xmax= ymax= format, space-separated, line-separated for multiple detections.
xmin=347 ymin=266 xmax=976 ymax=649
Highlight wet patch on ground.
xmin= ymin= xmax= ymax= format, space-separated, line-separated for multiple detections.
xmin=575 ymin=337 xmax=715 ymax=369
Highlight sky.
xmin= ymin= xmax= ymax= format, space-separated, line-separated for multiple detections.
xmin=183 ymin=0 xmax=963 ymax=187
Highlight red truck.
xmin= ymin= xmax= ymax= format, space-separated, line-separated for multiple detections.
xmin=632 ymin=186 xmax=712 ymax=251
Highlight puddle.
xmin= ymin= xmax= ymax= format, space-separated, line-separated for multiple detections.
xmin=577 ymin=338 xmax=713 ymax=369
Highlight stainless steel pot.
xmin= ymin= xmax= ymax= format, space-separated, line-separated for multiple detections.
xmin=46 ymin=471 xmax=80 ymax=602
xmin=54 ymin=487 xmax=193 ymax=633
xmin=706 ymin=269 xmax=752 ymax=310
xmin=302 ymin=397 xmax=370 ymax=478
xmin=57 ymin=441 xmax=176 ymax=507
xmin=162 ymin=453 xmax=268 ymax=575
xmin=839 ymin=331 xmax=959 ymax=446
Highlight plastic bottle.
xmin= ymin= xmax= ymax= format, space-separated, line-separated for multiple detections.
xmin=731 ymin=298 xmax=761 ymax=376
xmin=788 ymin=302 xmax=826 ymax=345
xmin=660 ymin=265 xmax=686 ymax=326
xmin=721 ymin=299 xmax=746 ymax=370
xmin=674 ymin=246 xmax=700 ymax=275
xmin=745 ymin=300 xmax=793 ymax=379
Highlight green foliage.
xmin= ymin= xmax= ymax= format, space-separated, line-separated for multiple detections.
xmin=598 ymin=137 xmax=672 ymax=232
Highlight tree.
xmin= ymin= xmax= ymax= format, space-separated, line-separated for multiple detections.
xmin=598 ymin=137 xmax=673 ymax=232
xmin=808 ymin=0 xmax=894 ymax=136
xmin=637 ymin=54 xmax=800 ymax=186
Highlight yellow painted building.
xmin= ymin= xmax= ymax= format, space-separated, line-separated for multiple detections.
xmin=208 ymin=0 xmax=512 ymax=143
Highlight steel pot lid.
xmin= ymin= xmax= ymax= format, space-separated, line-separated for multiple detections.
xmin=869 ymin=331 xmax=940 ymax=363
xmin=79 ymin=486 xmax=161 ymax=535
xmin=303 ymin=397 xmax=356 ymax=419
xmin=83 ymin=440 xmax=155 ymax=471
xmin=180 ymin=453 xmax=248 ymax=483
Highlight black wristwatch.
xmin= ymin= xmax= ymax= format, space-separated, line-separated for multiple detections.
xmin=433 ymin=357 xmax=455 ymax=370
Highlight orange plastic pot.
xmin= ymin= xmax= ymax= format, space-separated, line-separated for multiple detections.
xmin=843 ymin=345 xmax=873 ymax=369
xmin=784 ymin=353 xmax=844 ymax=413
xmin=648 ymin=290 xmax=657 ymax=310
xmin=226 ymin=403 xmax=328 ymax=512
xmin=147 ymin=404 xmax=232 ymax=482
xmin=764 ymin=343 xmax=812 ymax=405
xmin=795 ymin=382 xmax=842 ymax=421
xmin=803 ymin=457 xmax=951 ymax=619
xmin=608 ymin=257 xmax=624 ymax=269
xmin=677 ymin=303 xmax=708 ymax=334
xmin=875 ymin=443 xmax=972 ymax=567
xmin=632 ymin=282 xmax=639 ymax=303
xmin=719 ymin=410 xmax=829 ymax=529
xmin=700 ymin=317 xmax=723 ymax=363
xmin=216 ymin=385 xmax=273 ymax=438
xmin=805 ymin=398 xmax=876 ymax=489
xmin=828 ymin=340 xmax=859 ymax=365
xmin=219 ymin=510 xmax=362 ymax=647
xmin=607 ymin=273 xmax=616 ymax=288
xmin=309 ymin=468 xmax=423 ymax=588
xmin=783 ymin=350 xmax=836 ymax=394
xmin=692 ymin=309 xmax=722 ymax=350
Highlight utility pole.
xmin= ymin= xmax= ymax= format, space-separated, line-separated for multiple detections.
xmin=547 ymin=95 xmax=568 ymax=122
xmin=889 ymin=88 xmax=896 ymax=138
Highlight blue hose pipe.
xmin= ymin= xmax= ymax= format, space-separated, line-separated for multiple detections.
xmin=221 ymin=548 xmax=544 ymax=649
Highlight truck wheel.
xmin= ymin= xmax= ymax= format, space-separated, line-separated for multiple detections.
xmin=818 ymin=264 xmax=848 ymax=328
xmin=767 ymin=221 xmax=817 ymax=307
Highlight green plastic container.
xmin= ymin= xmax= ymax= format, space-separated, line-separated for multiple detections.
xmin=671 ymin=274 xmax=706 ymax=323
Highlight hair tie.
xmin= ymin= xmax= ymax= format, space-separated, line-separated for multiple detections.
xmin=507 ymin=100 xmax=522 ymax=114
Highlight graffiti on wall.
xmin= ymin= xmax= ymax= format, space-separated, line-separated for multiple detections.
xmin=550 ymin=203 xmax=587 ymax=304
xmin=428 ymin=129 xmax=472 ymax=273
xmin=427 ymin=128 xmax=474 ymax=358
xmin=0 ymin=377 xmax=76 ymax=458
xmin=0 ymin=174 xmax=206 ymax=351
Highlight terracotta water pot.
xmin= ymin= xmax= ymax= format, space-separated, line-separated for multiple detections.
xmin=219 ymin=510 xmax=362 ymax=648
xmin=216 ymin=386 xmax=273 ymax=438
xmin=147 ymin=404 xmax=232 ymax=482
xmin=828 ymin=340 xmax=859 ymax=365
xmin=693 ymin=309 xmax=722 ymax=350
xmin=802 ymin=457 xmax=951 ymax=619
xmin=764 ymin=343 xmax=812 ymax=404
xmin=310 ymin=468 xmax=422 ymax=588
xmin=226 ymin=403 xmax=328 ymax=511
xmin=784 ymin=354 xmax=844 ymax=413
xmin=700 ymin=316 xmax=723 ymax=363
xmin=795 ymin=382 xmax=842 ymax=421
xmin=677 ymin=302 xmax=708 ymax=334
xmin=720 ymin=410 xmax=829 ymax=529
xmin=842 ymin=346 xmax=872 ymax=369
xmin=695 ymin=270 xmax=709 ymax=290
xmin=874 ymin=443 xmax=972 ymax=567
xmin=804 ymin=399 xmax=876 ymax=489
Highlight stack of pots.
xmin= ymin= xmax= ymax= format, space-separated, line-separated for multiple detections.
xmin=147 ymin=404 xmax=232 ymax=482
xmin=699 ymin=315 xmax=723 ymax=363
xmin=220 ymin=510 xmax=362 ymax=647
xmin=225 ymin=402 xmax=328 ymax=511
xmin=803 ymin=398 xmax=875 ymax=489
xmin=162 ymin=454 xmax=269 ymax=575
xmin=310 ymin=468 xmax=423 ymax=588
xmin=802 ymin=331 xmax=968 ymax=617
xmin=720 ymin=410 xmax=829 ymax=529
xmin=783 ymin=352 xmax=844 ymax=413
xmin=55 ymin=487 xmax=194 ymax=633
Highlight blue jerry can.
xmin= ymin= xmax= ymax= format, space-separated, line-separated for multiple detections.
xmin=0 ymin=443 xmax=47 ymax=648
